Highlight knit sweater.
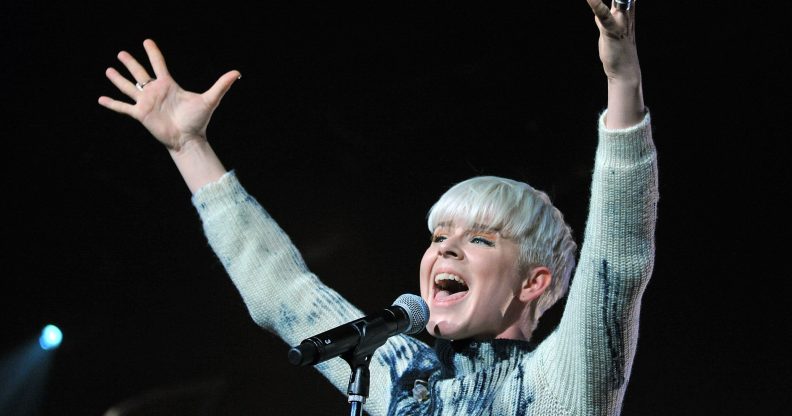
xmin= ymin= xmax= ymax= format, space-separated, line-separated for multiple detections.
xmin=191 ymin=111 xmax=658 ymax=415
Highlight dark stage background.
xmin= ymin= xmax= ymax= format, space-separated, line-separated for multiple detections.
xmin=2 ymin=2 xmax=789 ymax=415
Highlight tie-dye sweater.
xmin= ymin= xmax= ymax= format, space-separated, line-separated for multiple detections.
xmin=191 ymin=111 xmax=658 ymax=415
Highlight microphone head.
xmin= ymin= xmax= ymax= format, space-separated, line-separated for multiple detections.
xmin=393 ymin=294 xmax=429 ymax=335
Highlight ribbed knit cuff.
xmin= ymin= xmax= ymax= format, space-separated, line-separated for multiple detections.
xmin=596 ymin=110 xmax=654 ymax=168
xmin=191 ymin=170 xmax=245 ymax=213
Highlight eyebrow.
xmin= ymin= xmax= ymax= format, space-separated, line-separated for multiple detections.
xmin=435 ymin=221 xmax=501 ymax=234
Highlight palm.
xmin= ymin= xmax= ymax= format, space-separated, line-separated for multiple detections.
xmin=99 ymin=39 xmax=239 ymax=151
xmin=135 ymin=78 xmax=212 ymax=148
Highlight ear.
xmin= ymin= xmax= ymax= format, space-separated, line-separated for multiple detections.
xmin=518 ymin=266 xmax=552 ymax=303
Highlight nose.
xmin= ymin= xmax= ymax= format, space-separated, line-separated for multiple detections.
xmin=438 ymin=238 xmax=462 ymax=259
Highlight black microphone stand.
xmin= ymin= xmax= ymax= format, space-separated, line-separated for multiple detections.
xmin=340 ymin=316 xmax=395 ymax=416
xmin=343 ymin=350 xmax=371 ymax=416
xmin=288 ymin=302 xmax=421 ymax=415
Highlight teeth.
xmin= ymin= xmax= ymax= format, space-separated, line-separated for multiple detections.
xmin=434 ymin=273 xmax=467 ymax=286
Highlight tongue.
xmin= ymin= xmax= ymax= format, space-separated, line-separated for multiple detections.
xmin=435 ymin=290 xmax=453 ymax=301
xmin=434 ymin=289 xmax=468 ymax=302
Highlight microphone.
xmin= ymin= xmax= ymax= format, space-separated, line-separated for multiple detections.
xmin=288 ymin=294 xmax=429 ymax=366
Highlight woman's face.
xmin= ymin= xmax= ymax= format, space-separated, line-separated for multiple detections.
xmin=419 ymin=223 xmax=528 ymax=340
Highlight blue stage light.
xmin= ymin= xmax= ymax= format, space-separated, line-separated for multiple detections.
xmin=38 ymin=325 xmax=62 ymax=350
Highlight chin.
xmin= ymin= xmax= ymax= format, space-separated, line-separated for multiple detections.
xmin=427 ymin=319 xmax=470 ymax=340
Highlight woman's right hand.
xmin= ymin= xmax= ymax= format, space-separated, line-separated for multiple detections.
xmin=98 ymin=39 xmax=240 ymax=153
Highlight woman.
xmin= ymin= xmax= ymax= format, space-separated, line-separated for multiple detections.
xmin=99 ymin=1 xmax=657 ymax=414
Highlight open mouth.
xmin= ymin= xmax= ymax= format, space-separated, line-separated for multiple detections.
xmin=433 ymin=273 xmax=469 ymax=302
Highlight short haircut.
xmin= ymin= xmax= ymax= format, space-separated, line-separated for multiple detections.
xmin=427 ymin=176 xmax=578 ymax=320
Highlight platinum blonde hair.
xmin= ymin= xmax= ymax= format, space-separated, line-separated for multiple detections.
xmin=427 ymin=176 xmax=577 ymax=322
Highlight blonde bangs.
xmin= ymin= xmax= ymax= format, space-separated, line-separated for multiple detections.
xmin=427 ymin=176 xmax=541 ymax=240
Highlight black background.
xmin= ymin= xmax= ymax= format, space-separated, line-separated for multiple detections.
xmin=2 ymin=1 xmax=789 ymax=415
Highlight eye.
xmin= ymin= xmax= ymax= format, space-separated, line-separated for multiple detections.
xmin=432 ymin=234 xmax=447 ymax=243
xmin=471 ymin=236 xmax=494 ymax=247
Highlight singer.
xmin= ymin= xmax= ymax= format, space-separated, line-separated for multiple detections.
xmin=99 ymin=1 xmax=656 ymax=414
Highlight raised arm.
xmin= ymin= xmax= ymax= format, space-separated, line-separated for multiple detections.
xmin=531 ymin=2 xmax=657 ymax=413
xmin=98 ymin=39 xmax=240 ymax=193
xmin=99 ymin=39 xmax=433 ymax=415
xmin=587 ymin=0 xmax=645 ymax=128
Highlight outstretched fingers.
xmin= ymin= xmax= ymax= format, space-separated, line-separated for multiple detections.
xmin=104 ymin=67 xmax=139 ymax=99
xmin=587 ymin=0 xmax=617 ymax=31
xmin=117 ymin=50 xmax=155 ymax=85
xmin=97 ymin=95 xmax=136 ymax=116
xmin=203 ymin=70 xmax=242 ymax=108
xmin=142 ymin=39 xmax=170 ymax=79
xmin=99 ymin=66 xmax=139 ymax=116
xmin=587 ymin=0 xmax=636 ymax=38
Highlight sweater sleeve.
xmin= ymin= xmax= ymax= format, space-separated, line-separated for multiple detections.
xmin=534 ymin=111 xmax=658 ymax=414
xmin=191 ymin=171 xmax=430 ymax=416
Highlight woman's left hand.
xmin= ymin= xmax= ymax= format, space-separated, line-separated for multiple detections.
xmin=586 ymin=0 xmax=645 ymax=128
xmin=586 ymin=0 xmax=641 ymax=83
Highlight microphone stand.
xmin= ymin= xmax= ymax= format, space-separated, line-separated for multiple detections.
xmin=340 ymin=315 xmax=397 ymax=416
xmin=288 ymin=303 xmax=421 ymax=415
xmin=343 ymin=351 xmax=371 ymax=416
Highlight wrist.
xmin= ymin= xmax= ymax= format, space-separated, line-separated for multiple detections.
xmin=606 ymin=77 xmax=645 ymax=129
xmin=168 ymin=138 xmax=228 ymax=194
xmin=168 ymin=134 xmax=207 ymax=154
xmin=606 ymin=70 xmax=642 ymax=89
